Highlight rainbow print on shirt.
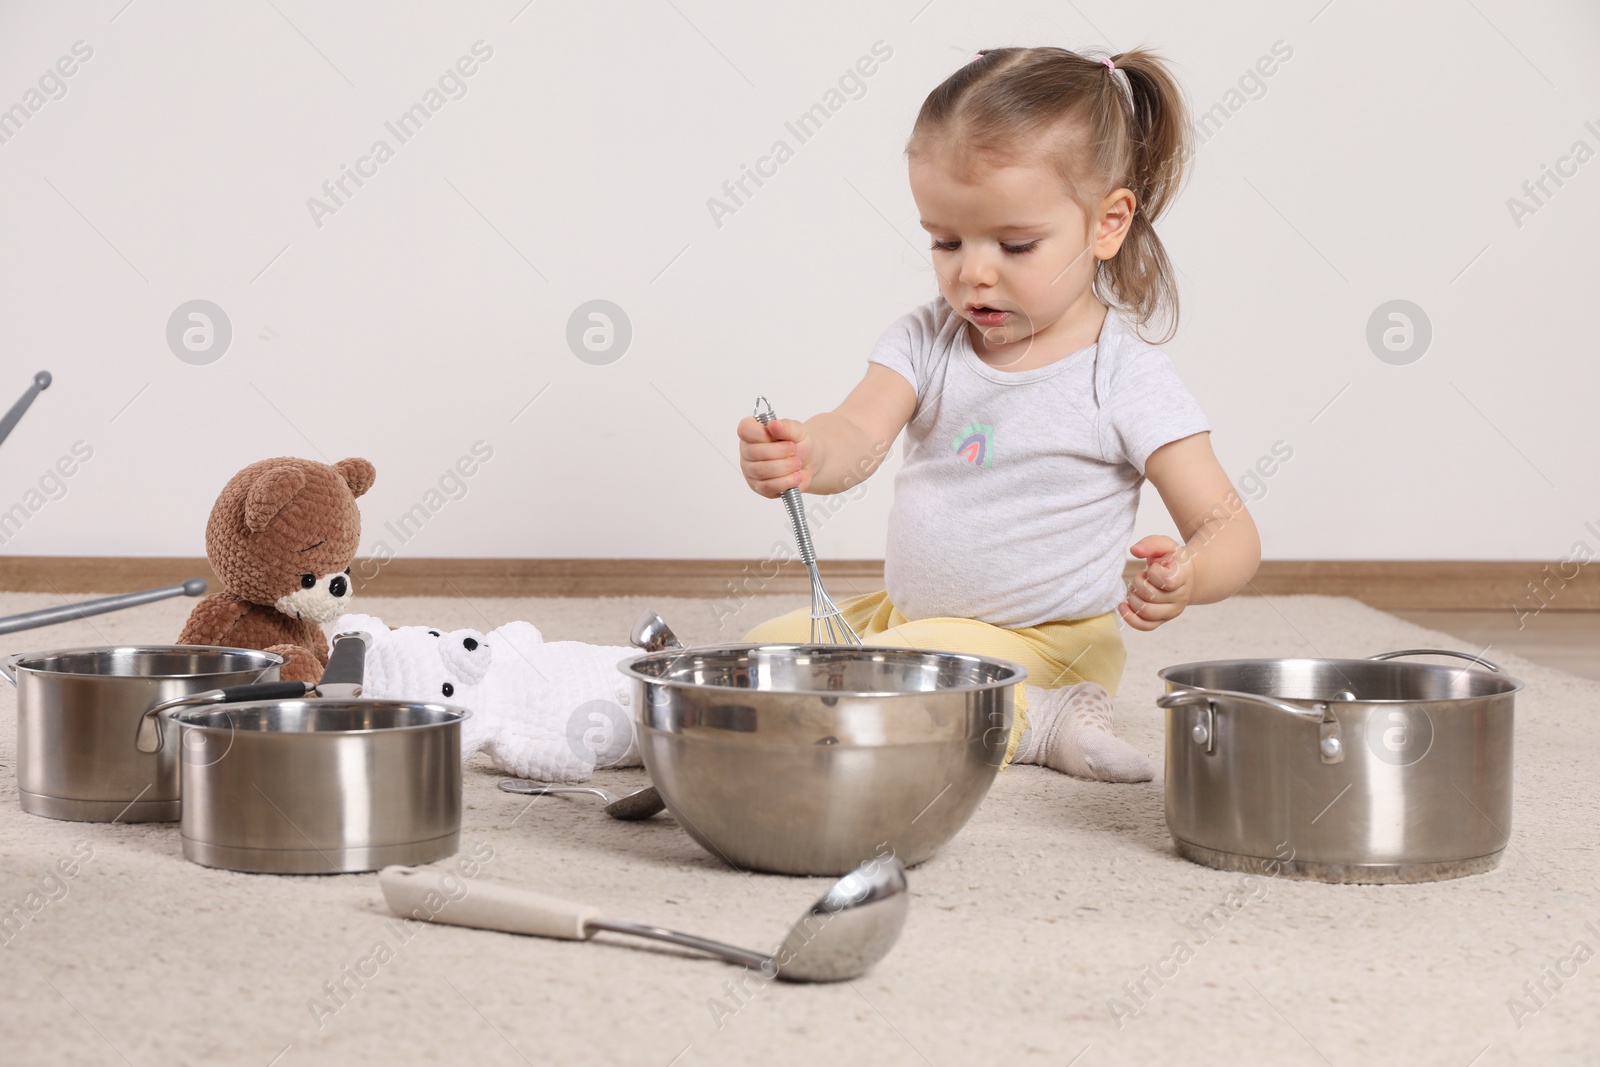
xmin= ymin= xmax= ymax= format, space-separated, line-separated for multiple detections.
xmin=950 ymin=423 xmax=994 ymax=468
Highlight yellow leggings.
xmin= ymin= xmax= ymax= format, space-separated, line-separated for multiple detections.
xmin=743 ymin=590 xmax=1126 ymax=765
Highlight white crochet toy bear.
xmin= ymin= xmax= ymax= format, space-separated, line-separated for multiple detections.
xmin=333 ymin=613 xmax=641 ymax=783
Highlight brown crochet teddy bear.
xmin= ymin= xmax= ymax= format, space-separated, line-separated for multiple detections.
xmin=179 ymin=456 xmax=377 ymax=683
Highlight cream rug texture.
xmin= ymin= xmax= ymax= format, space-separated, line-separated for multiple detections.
xmin=0 ymin=592 xmax=1595 ymax=1066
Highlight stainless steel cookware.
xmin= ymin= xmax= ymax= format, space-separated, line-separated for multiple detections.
xmin=3 ymin=644 xmax=284 ymax=821
xmin=152 ymin=630 xmax=465 ymax=874
xmin=1158 ymin=648 xmax=1522 ymax=884
xmin=171 ymin=698 xmax=467 ymax=874
xmin=617 ymin=611 xmax=1023 ymax=876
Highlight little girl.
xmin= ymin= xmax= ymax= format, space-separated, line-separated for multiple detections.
xmin=736 ymin=47 xmax=1261 ymax=782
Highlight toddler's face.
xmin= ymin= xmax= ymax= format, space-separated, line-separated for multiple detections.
xmin=910 ymin=148 xmax=1107 ymax=362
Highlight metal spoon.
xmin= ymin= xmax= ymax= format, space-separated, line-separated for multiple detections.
xmin=378 ymin=854 xmax=910 ymax=982
xmin=498 ymin=779 xmax=666 ymax=820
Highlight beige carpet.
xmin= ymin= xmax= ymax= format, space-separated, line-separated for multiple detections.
xmin=1 ymin=591 xmax=1596 ymax=1066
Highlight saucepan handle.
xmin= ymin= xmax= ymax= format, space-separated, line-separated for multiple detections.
xmin=0 ymin=653 xmax=20 ymax=686
xmin=1155 ymin=687 xmax=1328 ymax=723
xmin=1366 ymin=648 xmax=1502 ymax=673
xmin=134 ymin=680 xmax=311 ymax=753
xmin=315 ymin=631 xmax=368 ymax=698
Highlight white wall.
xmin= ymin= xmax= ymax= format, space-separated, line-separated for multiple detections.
xmin=0 ymin=0 xmax=1594 ymax=563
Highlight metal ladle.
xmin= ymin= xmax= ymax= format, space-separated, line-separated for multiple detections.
xmin=498 ymin=779 xmax=665 ymax=820
xmin=378 ymin=854 xmax=910 ymax=982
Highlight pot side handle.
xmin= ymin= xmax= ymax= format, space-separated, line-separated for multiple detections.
xmin=133 ymin=680 xmax=311 ymax=754
xmin=1155 ymin=687 xmax=1327 ymax=723
xmin=0 ymin=653 xmax=19 ymax=686
xmin=1367 ymin=648 xmax=1503 ymax=673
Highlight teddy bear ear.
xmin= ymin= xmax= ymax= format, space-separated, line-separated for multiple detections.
xmin=244 ymin=465 xmax=307 ymax=532
xmin=334 ymin=458 xmax=376 ymax=499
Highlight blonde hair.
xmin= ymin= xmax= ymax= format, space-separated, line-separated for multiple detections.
xmin=907 ymin=47 xmax=1192 ymax=344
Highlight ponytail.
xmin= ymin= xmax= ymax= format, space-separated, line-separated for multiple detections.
xmin=1097 ymin=49 xmax=1190 ymax=344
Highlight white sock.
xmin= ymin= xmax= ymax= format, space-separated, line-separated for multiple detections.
xmin=1013 ymin=683 xmax=1154 ymax=783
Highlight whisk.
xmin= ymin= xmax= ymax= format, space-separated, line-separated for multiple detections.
xmin=754 ymin=396 xmax=862 ymax=646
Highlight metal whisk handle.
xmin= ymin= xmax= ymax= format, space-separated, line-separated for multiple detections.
xmin=754 ymin=397 xmax=818 ymax=567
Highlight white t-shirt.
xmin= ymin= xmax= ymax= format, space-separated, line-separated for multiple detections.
xmin=868 ymin=297 xmax=1210 ymax=628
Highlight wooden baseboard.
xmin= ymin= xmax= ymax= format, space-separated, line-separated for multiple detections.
xmin=1239 ymin=561 xmax=1593 ymax=613
xmin=0 ymin=557 xmax=1587 ymax=613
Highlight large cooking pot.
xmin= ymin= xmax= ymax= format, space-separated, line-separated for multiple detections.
xmin=2 ymin=644 xmax=285 ymax=822
xmin=619 ymin=613 xmax=1023 ymax=876
xmin=169 ymin=698 xmax=468 ymax=874
xmin=1157 ymin=648 xmax=1522 ymax=884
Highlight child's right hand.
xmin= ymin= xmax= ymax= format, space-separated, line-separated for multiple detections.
xmin=737 ymin=415 xmax=814 ymax=497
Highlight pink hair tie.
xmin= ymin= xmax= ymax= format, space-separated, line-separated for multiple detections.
xmin=1103 ymin=57 xmax=1116 ymax=72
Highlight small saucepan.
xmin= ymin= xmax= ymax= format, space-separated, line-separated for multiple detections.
xmin=169 ymin=698 xmax=467 ymax=874
xmin=150 ymin=633 xmax=469 ymax=874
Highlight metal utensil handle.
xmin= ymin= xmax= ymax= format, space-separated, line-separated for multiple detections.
xmin=212 ymin=681 xmax=312 ymax=702
xmin=1155 ymin=687 xmax=1328 ymax=723
xmin=316 ymin=631 xmax=368 ymax=697
xmin=588 ymin=916 xmax=769 ymax=971
xmin=497 ymin=781 xmax=613 ymax=802
xmin=754 ymin=397 xmax=818 ymax=568
xmin=1366 ymin=648 xmax=1503 ymax=673
xmin=0 ymin=370 xmax=51 ymax=451
xmin=134 ymin=680 xmax=311 ymax=753
xmin=0 ymin=579 xmax=208 ymax=636
xmin=0 ymin=653 xmax=20 ymax=686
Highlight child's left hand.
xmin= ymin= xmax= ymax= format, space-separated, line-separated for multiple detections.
xmin=1117 ymin=535 xmax=1193 ymax=631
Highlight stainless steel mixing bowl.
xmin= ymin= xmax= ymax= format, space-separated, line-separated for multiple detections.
xmin=619 ymin=641 xmax=1024 ymax=876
